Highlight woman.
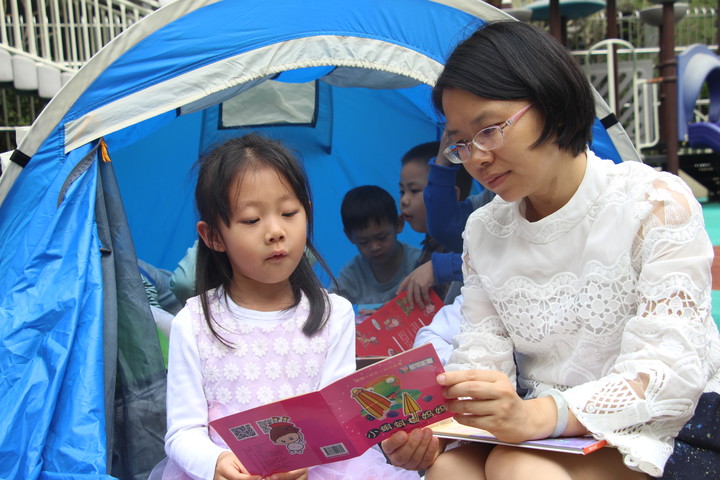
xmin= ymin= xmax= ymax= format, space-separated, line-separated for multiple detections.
xmin=381 ymin=21 xmax=720 ymax=480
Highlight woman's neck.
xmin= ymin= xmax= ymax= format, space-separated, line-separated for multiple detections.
xmin=524 ymin=150 xmax=587 ymax=222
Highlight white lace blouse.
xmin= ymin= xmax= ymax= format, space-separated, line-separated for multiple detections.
xmin=448 ymin=151 xmax=720 ymax=477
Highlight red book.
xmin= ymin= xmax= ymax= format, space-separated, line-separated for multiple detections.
xmin=355 ymin=290 xmax=444 ymax=358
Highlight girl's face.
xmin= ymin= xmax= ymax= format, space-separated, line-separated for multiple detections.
xmin=399 ymin=160 xmax=429 ymax=234
xmin=442 ymin=88 xmax=584 ymax=216
xmin=199 ymin=166 xmax=307 ymax=297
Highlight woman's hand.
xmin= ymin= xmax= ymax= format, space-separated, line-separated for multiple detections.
xmin=380 ymin=428 xmax=445 ymax=471
xmin=214 ymin=451 xmax=262 ymax=480
xmin=396 ymin=261 xmax=435 ymax=309
xmin=437 ymin=370 xmax=560 ymax=443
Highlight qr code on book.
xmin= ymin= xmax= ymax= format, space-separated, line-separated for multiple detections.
xmin=229 ymin=423 xmax=258 ymax=441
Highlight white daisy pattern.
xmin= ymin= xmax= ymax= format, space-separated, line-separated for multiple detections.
xmin=305 ymin=358 xmax=320 ymax=377
xmin=238 ymin=323 xmax=253 ymax=335
xmin=198 ymin=340 xmax=213 ymax=360
xmin=243 ymin=362 xmax=261 ymax=381
xmin=309 ymin=336 xmax=326 ymax=354
xmin=252 ymin=338 xmax=269 ymax=357
xmin=265 ymin=361 xmax=282 ymax=380
xmin=278 ymin=383 xmax=294 ymax=400
xmin=292 ymin=336 xmax=309 ymax=355
xmin=211 ymin=342 xmax=229 ymax=359
xmin=273 ymin=337 xmax=290 ymax=355
xmin=260 ymin=322 xmax=277 ymax=334
xmin=216 ymin=386 xmax=232 ymax=404
xmin=257 ymin=386 xmax=274 ymax=404
xmin=296 ymin=382 xmax=312 ymax=396
xmin=286 ymin=361 xmax=301 ymax=379
xmin=205 ymin=364 xmax=221 ymax=384
xmin=233 ymin=340 xmax=248 ymax=358
xmin=235 ymin=387 xmax=252 ymax=405
xmin=223 ymin=363 xmax=241 ymax=382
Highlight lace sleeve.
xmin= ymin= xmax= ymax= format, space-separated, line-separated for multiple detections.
xmin=563 ymin=175 xmax=717 ymax=476
xmin=445 ymin=234 xmax=516 ymax=381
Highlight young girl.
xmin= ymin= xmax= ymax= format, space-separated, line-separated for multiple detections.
xmin=383 ymin=21 xmax=720 ymax=480
xmin=159 ymin=134 xmax=420 ymax=480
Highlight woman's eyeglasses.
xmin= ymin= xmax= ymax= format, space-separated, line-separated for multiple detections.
xmin=443 ymin=103 xmax=533 ymax=164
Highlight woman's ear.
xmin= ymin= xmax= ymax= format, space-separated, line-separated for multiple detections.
xmin=197 ymin=221 xmax=225 ymax=252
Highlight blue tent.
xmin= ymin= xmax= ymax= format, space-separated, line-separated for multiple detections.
xmin=0 ymin=1 xmax=640 ymax=478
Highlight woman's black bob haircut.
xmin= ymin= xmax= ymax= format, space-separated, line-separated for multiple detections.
xmin=432 ymin=21 xmax=595 ymax=156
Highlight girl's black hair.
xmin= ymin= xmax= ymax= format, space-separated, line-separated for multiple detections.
xmin=194 ymin=133 xmax=332 ymax=343
xmin=432 ymin=21 xmax=595 ymax=156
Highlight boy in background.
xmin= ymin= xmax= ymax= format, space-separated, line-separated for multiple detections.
xmin=332 ymin=185 xmax=420 ymax=307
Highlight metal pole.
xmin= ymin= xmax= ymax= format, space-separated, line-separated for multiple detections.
xmin=549 ymin=0 xmax=562 ymax=43
xmin=659 ymin=1 xmax=679 ymax=175
xmin=606 ymin=0 xmax=620 ymax=111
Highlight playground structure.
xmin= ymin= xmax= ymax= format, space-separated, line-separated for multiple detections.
xmin=675 ymin=43 xmax=720 ymax=199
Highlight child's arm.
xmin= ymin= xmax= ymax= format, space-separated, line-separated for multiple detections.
xmin=165 ymin=308 xmax=236 ymax=479
xmin=413 ymin=294 xmax=463 ymax=365
xmin=319 ymin=294 xmax=357 ymax=386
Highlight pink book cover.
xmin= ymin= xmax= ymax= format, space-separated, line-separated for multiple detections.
xmin=355 ymin=290 xmax=444 ymax=358
xmin=209 ymin=343 xmax=452 ymax=477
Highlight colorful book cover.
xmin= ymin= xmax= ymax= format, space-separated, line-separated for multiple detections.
xmin=210 ymin=344 xmax=453 ymax=477
xmin=355 ymin=289 xmax=444 ymax=358
xmin=430 ymin=420 xmax=607 ymax=455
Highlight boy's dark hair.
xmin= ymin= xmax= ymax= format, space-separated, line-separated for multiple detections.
xmin=401 ymin=141 xmax=440 ymax=166
xmin=401 ymin=141 xmax=473 ymax=200
xmin=194 ymin=132 xmax=333 ymax=342
xmin=431 ymin=21 xmax=594 ymax=156
xmin=341 ymin=185 xmax=398 ymax=233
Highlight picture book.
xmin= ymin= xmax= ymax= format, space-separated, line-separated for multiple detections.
xmin=355 ymin=289 xmax=444 ymax=358
xmin=430 ymin=419 xmax=607 ymax=455
xmin=210 ymin=343 xmax=453 ymax=477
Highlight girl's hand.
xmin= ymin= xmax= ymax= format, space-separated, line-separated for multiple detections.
xmin=437 ymin=370 xmax=558 ymax=443
xmin=214 ymin=451 xmax=262 ymax=480
xmin=380 ymin=428 xmax=444 ymax=471
xmin=264 ymin=468 xmax=309 ymax=480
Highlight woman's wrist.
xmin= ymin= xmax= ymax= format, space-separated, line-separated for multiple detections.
xmin=538 ymin=389 xmax=569 ymax=438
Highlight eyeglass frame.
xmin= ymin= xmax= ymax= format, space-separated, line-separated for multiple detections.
xmin=443 ymin=103 xmax=534 ymax=164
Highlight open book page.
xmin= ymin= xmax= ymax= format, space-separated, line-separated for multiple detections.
xmin=430 ymin=419 xmax=607 ymax=455
xmin=356 ymin=289 xmax=444 ymax=358
xmin=210 ymin=344 xmax=452 ymax=477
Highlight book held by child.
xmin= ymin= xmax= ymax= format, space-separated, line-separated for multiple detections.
xmin=210 ymin=344 xmax=452 ymax=477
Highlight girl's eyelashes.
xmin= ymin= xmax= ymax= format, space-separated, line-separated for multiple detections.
xmin=282 ymin=210 xmax=299 ymax=218
xmin=241 ymin=218 xmax=259 ymax=225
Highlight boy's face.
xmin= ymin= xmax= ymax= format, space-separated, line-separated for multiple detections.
xmin=399 ymin=160 xmax=429 ymax=233
xmin=346 ymin=219 xmax=402 ymax=267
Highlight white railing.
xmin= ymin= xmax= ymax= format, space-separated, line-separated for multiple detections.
xmin=0 ymin=0 xmax=159 ymax=70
